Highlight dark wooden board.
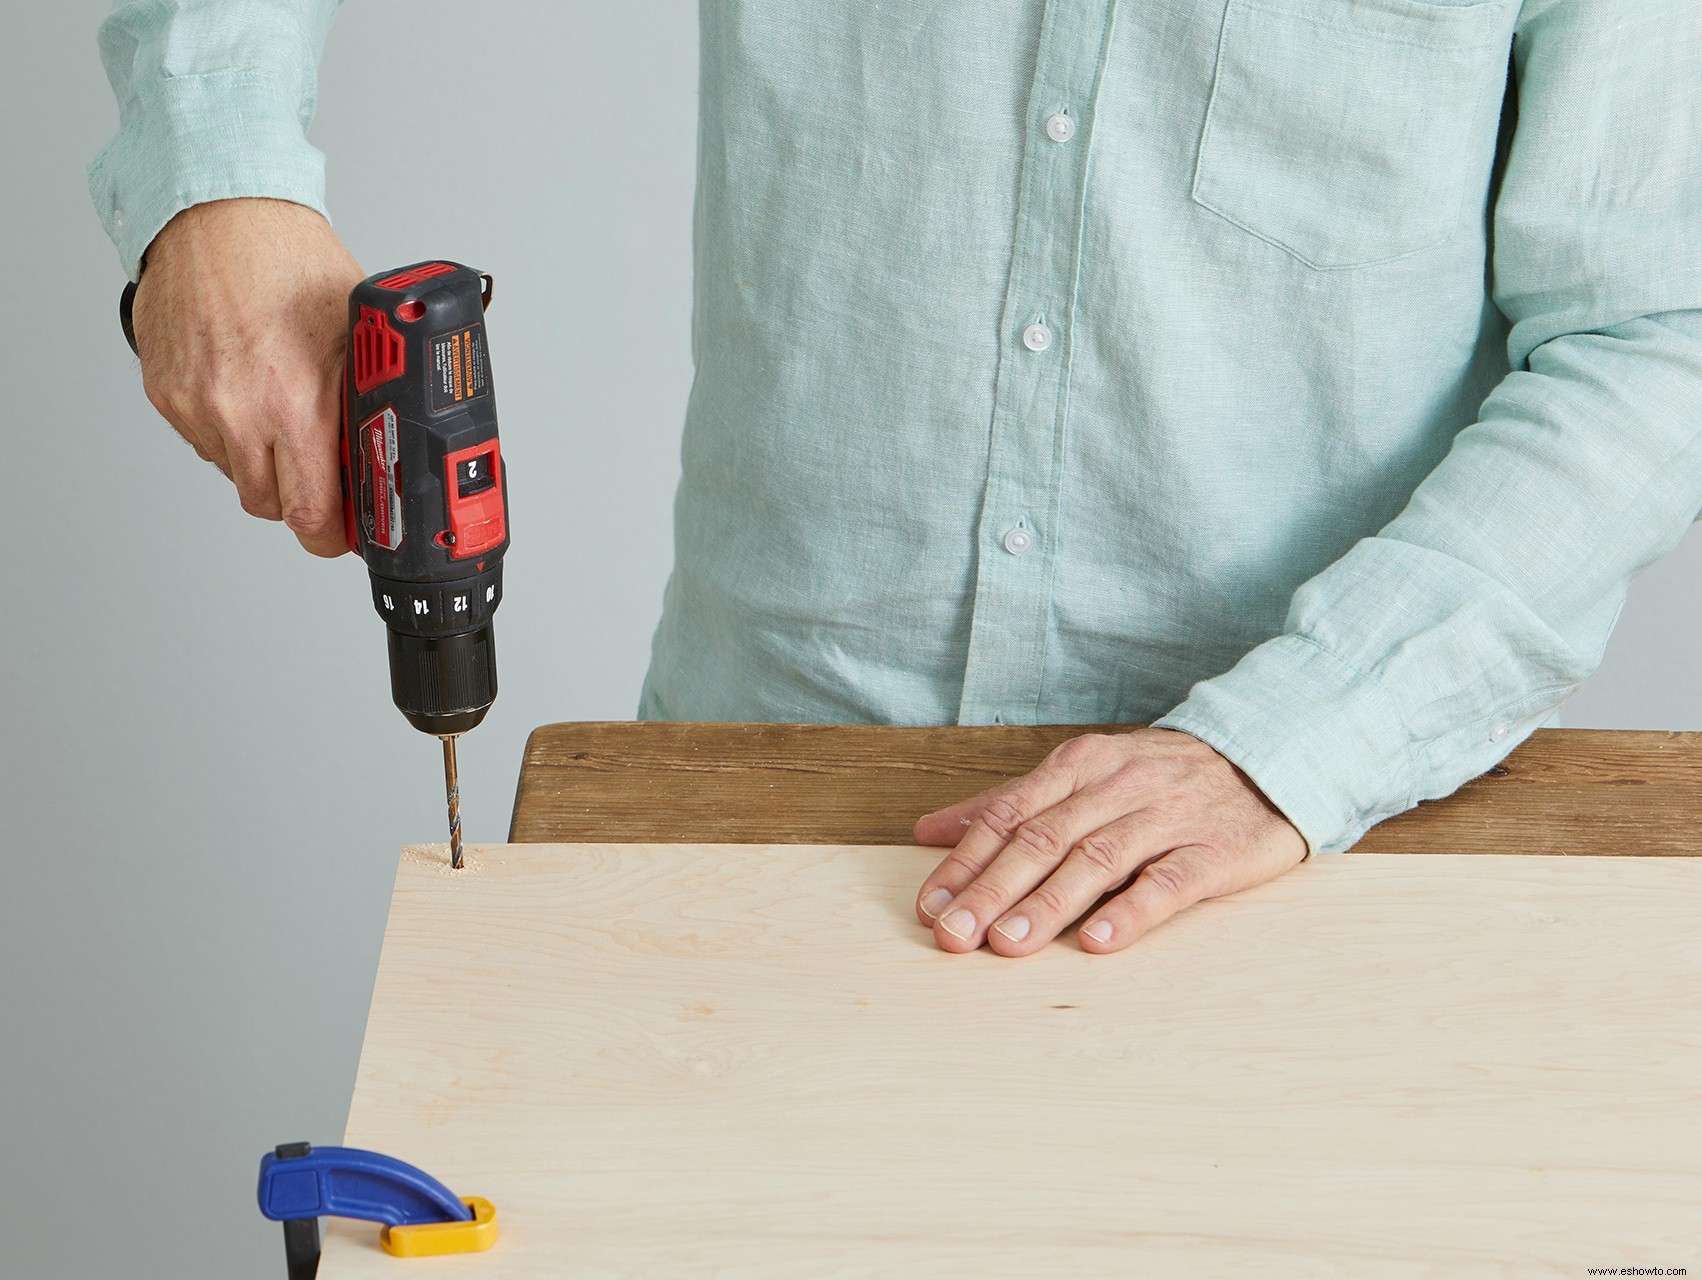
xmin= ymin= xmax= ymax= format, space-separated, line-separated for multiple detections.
xmin=508 ymin=723 xmax=1702 ymax=855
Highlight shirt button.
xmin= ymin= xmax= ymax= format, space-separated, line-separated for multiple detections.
xmin=1002 ymin=527 xmax=1033 ymax=556
xmin=1045 ymin=113 xmax=1076 ymax=143
xmin=113 ymin=208 xmax=126 ymax=233
xmin=1021 ymin=322 xmax=1053 ymax=352
xmin=1489 ymin=723 xmax=1510 ymax=743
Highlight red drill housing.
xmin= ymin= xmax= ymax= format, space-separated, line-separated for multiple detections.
xmin=340 ymin=262 xmax=509 ymax=737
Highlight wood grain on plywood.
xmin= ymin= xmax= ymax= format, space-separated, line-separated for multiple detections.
xmin=319 ymin=843 xmax=1702 ymax=1278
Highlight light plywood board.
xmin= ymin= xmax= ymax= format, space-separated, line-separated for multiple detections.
xmin=320 ymin=845 xmax=1702 ymax=1278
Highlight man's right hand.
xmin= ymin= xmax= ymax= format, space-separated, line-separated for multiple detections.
xmin=130 ymin=198 xmax=366 ymax=557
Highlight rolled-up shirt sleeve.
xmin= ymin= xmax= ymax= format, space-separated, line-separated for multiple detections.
xmin=1153 ymin=0 xmax=1702 ymax=855
xmin=89 ymin=0 xmax=343 ymax=279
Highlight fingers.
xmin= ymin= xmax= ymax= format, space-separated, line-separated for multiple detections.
xmin=912 ymin=768 xmax=1081 ymax=927
xmin=976 ymin=820 xmax=1177 ymax=956
xmin=912 ymin=728 xmax=1312 ymax=957
xmin=1074 ymin=845 xmax=1229 ymax=954
xmin=225 ymin=432 xmax=284 ymax=521
xmin=1073 ymin=825 xmax=1306 ymax=954
xmin=924 ymin=788 xmax=1167 ymax=953
xmin=913 ymin=735 xmax=1145 ymax=929
xmin=912 ymin=735 xmax=1117 ymax=846
xmin=274 ymin=391 xmax=350 ymax=558
xmin=151 ymin=379 xmax=345 ymax=554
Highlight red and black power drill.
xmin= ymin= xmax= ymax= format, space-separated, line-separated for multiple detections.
xmin=121 ymin=262 xmax=510 ymax=868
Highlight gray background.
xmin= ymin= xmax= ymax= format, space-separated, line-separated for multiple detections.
xmin=1 ymin=3 xmax=1695 ymax=1277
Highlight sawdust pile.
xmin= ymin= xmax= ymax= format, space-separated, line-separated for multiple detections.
xmin=401 ymin=844 xmax=485 ymax=876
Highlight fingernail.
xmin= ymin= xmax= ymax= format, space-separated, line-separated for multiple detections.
xmin=1082 ymin=920 xmax=1113 ymax=944
xmin=919 ymin=888 xmax=952 ymax=919
xmin=992 ymin=915 xmax=1030 ymax=943
xmin=959 ymin=817 xmax=973 ymax=827
xmin=939 ymin=909 xmax=975 ymax=940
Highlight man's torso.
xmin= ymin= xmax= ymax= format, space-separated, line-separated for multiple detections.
xmin=642 ymin=0 xmax=1520 ymax=725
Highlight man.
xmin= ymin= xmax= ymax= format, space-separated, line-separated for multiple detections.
xmin=93 ymin=2 xmax=1702 ymax=957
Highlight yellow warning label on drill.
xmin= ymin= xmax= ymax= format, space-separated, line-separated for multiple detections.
xmin=429 ymin=323 xmax=489 ymax=413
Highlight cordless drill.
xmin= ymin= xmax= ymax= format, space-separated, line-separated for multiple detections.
xmin=342 ymin=262 xmax=509 ymax=868
xmin=121 ymin=261 xmax=510 ymax=868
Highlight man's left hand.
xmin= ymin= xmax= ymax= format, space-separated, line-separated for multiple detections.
xmin=912 ymin=728 xmax=1308 ymax=955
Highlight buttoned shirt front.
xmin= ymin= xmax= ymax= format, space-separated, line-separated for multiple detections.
xmin=92 ymin=0 xmax=1702 ymax=853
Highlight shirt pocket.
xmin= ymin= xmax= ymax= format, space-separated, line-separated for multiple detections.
xmin=1192 ymin=0 xmax=1509 ymax=271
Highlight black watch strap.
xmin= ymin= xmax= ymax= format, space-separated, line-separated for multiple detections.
xmin=119 ymin=280 xmax=139 ymax=356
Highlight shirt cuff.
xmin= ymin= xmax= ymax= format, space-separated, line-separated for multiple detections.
xmin=88 ymin=69 xmax=329 ymax=281
xmin=1151 ymin=633 xmax=1418 ymax=857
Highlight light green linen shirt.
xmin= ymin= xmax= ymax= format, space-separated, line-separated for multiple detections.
xmin=92 ymin=1 xmax=1702 ymax=854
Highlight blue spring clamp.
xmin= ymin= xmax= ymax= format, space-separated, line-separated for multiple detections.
xmin=257 ymin=1141 xmax=497 ymax=1277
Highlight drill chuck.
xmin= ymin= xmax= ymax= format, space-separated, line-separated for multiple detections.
xmin=387 ymin=626 xmax=498 ymax=737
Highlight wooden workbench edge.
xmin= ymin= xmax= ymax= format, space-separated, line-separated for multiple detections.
xmin=509 ymin=722 xmax=1702 ymax=855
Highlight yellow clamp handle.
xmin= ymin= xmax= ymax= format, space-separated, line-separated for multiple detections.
xmin=380 ymin=1196 xmax=499 ymax=1257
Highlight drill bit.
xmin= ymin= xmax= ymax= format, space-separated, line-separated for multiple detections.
xmin=441 ymin=734 xmax=464 ymax=869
